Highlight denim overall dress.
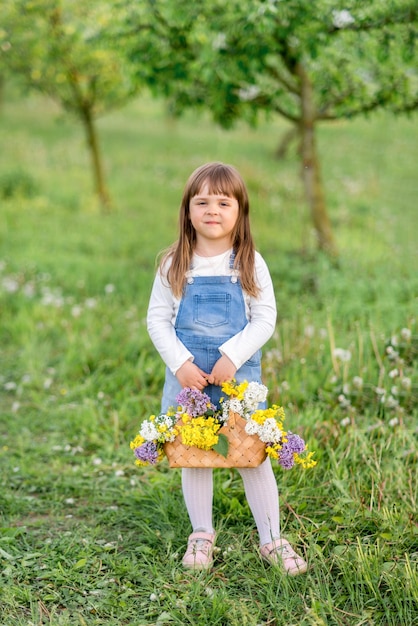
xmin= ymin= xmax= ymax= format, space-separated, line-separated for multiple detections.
xmin=161 ymin=253 xmax=263 ymax=412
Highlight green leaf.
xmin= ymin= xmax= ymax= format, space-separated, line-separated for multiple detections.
xmin=212 ymin=433 xmax=229 ymax=457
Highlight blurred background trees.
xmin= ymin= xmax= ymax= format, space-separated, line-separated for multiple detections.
xmin=1 ymin=0 xmax=417 ymax=249
xmin=1 ymin=0 xmax=138 ymax=207
xmin=120 ymin=0 xmax=417 ymax=256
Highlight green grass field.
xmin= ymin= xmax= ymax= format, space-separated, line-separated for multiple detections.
xmin=0 ymin=88 xmax=417 ymax=625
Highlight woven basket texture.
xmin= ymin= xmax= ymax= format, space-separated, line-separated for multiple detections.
xmin=164 ymin=411 xmax=267 ymax=468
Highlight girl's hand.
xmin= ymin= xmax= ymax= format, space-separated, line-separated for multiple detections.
xmin=176 ymin=360 xmax=210 ymax=391
xmin=208 ymin=355 xmax=237 ymax=387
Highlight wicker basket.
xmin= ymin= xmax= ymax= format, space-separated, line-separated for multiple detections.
xmin=164 ymin=411 xmax=267 ymax=468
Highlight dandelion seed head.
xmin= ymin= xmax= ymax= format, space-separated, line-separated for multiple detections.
xmin=400 ymin=328 xmax=411 ymax=341
xmin=401 ymin=377 xmax=411 ymax=391
xmin=352 ymin=376 xmax=363 ymax=389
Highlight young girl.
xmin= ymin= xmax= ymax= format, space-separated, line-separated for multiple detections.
xmin=147 ymin=162 xmax=307 ymax=575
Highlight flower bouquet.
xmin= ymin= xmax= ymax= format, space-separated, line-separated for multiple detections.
xmin=130 ymin=380 xmax=316 ymax=470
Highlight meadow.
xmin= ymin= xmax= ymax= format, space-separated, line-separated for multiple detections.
xmin=0 ymin=87 xmax=417 ymax=625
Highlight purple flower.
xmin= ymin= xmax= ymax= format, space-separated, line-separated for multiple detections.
xmin=134 ymin=441 xmax=159 ymax=465
xmin=278 ymin=452 xmax=295 ymax=470
xmin=175 ymin=387 xmax=215 ymax=417
xmin=285 ymin=432 xmax=306 ymax=454
xmin=277 ymin=433 xmax=306 ymax=470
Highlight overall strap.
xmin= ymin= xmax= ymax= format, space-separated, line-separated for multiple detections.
xmin=185 ymin=250 xmax=239 ymax=285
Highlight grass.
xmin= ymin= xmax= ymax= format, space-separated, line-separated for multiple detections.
xmin=0 ymin=87 xmax=417 ymax=625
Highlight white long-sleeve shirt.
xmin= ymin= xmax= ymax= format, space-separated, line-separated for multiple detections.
xmin=147 ymin=249 xmax=277 ymax=375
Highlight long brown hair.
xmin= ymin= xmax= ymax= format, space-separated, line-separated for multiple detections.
xmin=160 ymin=162 xmax=260 ymax=298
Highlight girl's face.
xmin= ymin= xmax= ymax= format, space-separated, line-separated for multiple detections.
xmin=189 ymin=182 xmax=239 ymax=252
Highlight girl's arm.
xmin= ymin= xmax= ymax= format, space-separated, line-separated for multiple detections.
xmin=147 ymin=270 xmax=194 ymax=375
xmin=217 ymin=252 xmax=277 ymax=370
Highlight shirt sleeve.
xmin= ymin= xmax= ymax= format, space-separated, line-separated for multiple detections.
xmin=218 ymin=252 xmax=277 ymax=370
xmin=147 ymin=269 xmax=194 ymax=375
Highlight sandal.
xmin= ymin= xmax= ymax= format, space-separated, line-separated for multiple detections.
xmin=182 ymin=531 xmax=216 ymax=570
xmin=260 ymin=538 xmax=308 ymax=576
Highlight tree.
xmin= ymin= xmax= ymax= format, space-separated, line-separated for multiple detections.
xmin=122 ymin=0 xmax=417 ymax=255
xmin=0 ymin=0 xmax=138 ymax=208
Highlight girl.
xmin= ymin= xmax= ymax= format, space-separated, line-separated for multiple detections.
xmin=147 ymin=162 xmax=307 ymax=575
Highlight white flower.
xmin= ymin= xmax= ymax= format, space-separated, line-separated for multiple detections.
xmin=386 ymin=396 xmax=398 ymax=409
xmin=244 ymin=419 xmax=259 ymax=435
xmin=386 ymin=348 xmax=399 ymax=361
xmin=246 ymin=417 xmax=282 ymax=443
xmin=352 ymin=376 xmax=363 ymax=389
xmin=391 ymin=386 xmax=398 ymax=396
xmin=140 ymin=420 xmax=159 ymax=442
xmin=400 ymin=328 xmax=411 ymax=341
xmin=389 ymin=368 xmax=399 ymax=379
xmin=243 ymin=382 xmax=268 ymax=412
xmin=340 ymin=417 xmax=351 ymax=427
xmin=333 ymin=348 xmax=352 ymax=362
xmin=105 ymin=284 xmax=115 ymax=294
xmin=224 ymin=398 xmax=243 ymax=418
xmin=2 ymin=276 xmax=19 ymax=293
xmin=71 ymin=305 xmax=82 ymax=318
xmin=389 ymin=417 xmax=399 ymax=427
xmin=332 ymin=10 xmax=355 ymax=29
xmin=304 ymin=325 xmax=315 ymax=338
xmin=338 ymin=394 xmax=351 ymax=408
xmin=23 ymin=282 xmax=35 ymax=297
xmin=401 ymin=377 xmax=411 ymax=391
xmin=4 ymin=381 xmax=17 ymax=391
xmin=85 ymin=298 xmax=97 ymax=308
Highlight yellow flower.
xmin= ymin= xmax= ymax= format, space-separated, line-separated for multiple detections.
xmin=251 ymin=404 xmax=285 ymax=426
xmin=180 ymin=416 xmax=221 ymax=450
xmin=294 ymin=451 xmax=317 ymax=469
xmin=266 ymin=442 xmax=283 ymax=460
xmin=130 ymin=434 xmax=145 ymax=450
xmin=221 ymin=379 xmax=248 ymax=400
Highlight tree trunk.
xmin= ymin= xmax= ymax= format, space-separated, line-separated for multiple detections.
xmin=275 ymin=125 xmax=300 ymax=160
xmin=80 ymin=105 xmax=111 ymax=210
xmin=296 ymin=63 xmax=338 ymax=257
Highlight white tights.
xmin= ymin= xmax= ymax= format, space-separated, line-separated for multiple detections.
xmin=181 ymin=457 xmax=281 ymax=546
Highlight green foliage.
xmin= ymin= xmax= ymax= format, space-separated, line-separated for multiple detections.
xmin=0 ymin=0 xmax=137 ymax=116
xmin=121 ymin=0 xmax=418 ymax=124
xmin=0 ymin=169 xmax=39 ymax=199
xmin=0 ymin=92 xmax=417 ymax=624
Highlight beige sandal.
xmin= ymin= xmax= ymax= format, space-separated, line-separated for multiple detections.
xmin=260 ymin=538 xmax=308 ymax=576
xmin=182 ymin=531 xmax=216 ymax=570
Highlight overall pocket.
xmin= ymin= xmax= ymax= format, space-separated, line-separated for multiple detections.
xmin=193 ymin=293 xmax=231 ymax=328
